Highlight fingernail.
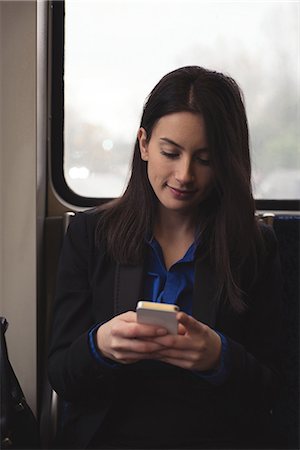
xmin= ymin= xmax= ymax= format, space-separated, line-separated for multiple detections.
xmin=157 ymin=328 xmax=167 ymax=335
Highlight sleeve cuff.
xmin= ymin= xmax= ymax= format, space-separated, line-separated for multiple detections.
xmin=193 ymin=332 xmax=230 ymax=385
xmin=88 ymin=323 xmax=121 ymax=369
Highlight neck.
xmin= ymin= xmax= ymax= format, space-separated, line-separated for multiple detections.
xmin=154 ymin=206 xmax=197 ymax=241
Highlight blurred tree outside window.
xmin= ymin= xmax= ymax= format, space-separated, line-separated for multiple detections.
xmin=64 ymin=0 xmax=299 ymax=199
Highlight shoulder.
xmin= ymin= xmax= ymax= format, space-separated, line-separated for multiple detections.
xmin=57 ymin=208 xmax=113 ymax=275
xmin=257 ymin=221 xmax=278 ymax=260
xmin=241 ymin=221 xmax=279 ymax=290
xmin=65 ymin=208 xmax=106 ymax=255
xmin=68 ymin=207 xmax=101 ymax=235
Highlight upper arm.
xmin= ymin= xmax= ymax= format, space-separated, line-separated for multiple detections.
xmin=48 ymin=212 xmax=109 ymax=400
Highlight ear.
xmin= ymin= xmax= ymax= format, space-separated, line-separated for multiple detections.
xmin=137 ymin=127 xmax=149 ymax=161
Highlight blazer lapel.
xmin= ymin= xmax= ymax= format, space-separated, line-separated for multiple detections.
xmin=114 ymin=263 xmax=144 ymax=315
xmin=192 ymin=259 xmax=218 ymax=328
xmin=113 ymin=258 xmax=219 ymax=326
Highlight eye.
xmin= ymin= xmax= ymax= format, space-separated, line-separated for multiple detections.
xmin=160 ymin=150 xmax=179 ymax=159
xmin=195 ymin=156 xmax=210 ymax=166
xmin=194 ymin=150 xmax=211 ymax=165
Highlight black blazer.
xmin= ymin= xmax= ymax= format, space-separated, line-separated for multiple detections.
xmin=48 ymin=210 xmax=283 ymax=449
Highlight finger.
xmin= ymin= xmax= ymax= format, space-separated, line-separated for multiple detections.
xmin=177 ymin=312 xmax=204 ymax=333
xmin=155 ymin=355 xmax=195 ymax=370
xmin=150 ymin=334 xmax=190 ymax=349
xmin=110 ymin=351 xmax=159 ymax=364
xmin=110 ymin=343 xmax=174 ymax=363
xmin=111 ymin=337 xmax=166 ymax=354
xmin=156 ymin=347 xmax=200 ymax=359
xmin=118 ymin=311 xmax=137 ymax=322
xmin=178 ymin=323 xmax=187 ymax=335
xmin=112 ymin=321 xmax=168 ymax=339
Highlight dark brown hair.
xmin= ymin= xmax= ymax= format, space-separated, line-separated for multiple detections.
xmin=96 ymin=66 xmax=263 ymax=312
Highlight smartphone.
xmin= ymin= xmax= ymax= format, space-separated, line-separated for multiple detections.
xmin=136 ymin=301 xmax=179 ymax=334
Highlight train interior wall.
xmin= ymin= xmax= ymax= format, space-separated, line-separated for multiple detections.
xmin=0 ymin=0 xmax=47 ymax=414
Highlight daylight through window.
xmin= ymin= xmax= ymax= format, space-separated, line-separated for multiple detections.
xmin=64 ymin=0 xmax=299 ymax=199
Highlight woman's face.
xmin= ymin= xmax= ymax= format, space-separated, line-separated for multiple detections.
xmin=138 ymin=112 xmax=214 ymax=216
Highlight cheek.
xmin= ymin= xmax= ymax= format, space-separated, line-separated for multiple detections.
xmin=199 ymin=170 xmax=215 ymax=193
xmin=146 ymin=159 xmax=160 ymax=189
xmin=147 ymin=154 xmax=166 ymax=181
xmin=207 ymin=171 xmax=214 ymax=186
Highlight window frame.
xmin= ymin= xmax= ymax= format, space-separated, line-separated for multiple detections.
xmin=49 ymin=0 xmax=299 ymax=211
xmin=49 ymin=0 xmax=109 ymax=207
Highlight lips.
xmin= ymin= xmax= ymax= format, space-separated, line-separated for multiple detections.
xmin=167 ymin=184 xmax=197 ymax=199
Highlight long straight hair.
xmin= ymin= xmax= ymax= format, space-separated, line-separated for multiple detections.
xmin=96 ymin=66 xmax=263 ymax=313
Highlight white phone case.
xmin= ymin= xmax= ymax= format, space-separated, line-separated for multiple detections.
xmin=136 ymin=301 xmax=179 ymax=334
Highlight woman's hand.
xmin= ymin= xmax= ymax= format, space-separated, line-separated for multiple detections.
xmin=149 ymin=312 xmax=222 ymax=372
xmin=96 ymin=311 xmax=168 ymax=364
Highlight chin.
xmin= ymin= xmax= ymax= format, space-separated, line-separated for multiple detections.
xmin=163 ymin=202 xmax=197 ymax=213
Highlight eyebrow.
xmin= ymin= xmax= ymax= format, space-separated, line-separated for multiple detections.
xmin=160 ymin=137 xmax=184 ymax=149
xmin=159 ymin=137 xmax=209 ymax=153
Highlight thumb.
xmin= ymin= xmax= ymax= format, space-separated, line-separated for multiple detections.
xmin=177 ymin=312 xmax=204 ymax=333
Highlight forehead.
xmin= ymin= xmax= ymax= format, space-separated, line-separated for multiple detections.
xmin=152 ymin=112 xmax=207 ymax=148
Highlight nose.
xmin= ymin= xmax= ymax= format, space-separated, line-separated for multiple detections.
xmin=175 ymin=158 xmax=194 ymax=185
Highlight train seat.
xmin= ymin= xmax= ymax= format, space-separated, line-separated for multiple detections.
xmin=39 ymin=212 xmax=299 ymax=449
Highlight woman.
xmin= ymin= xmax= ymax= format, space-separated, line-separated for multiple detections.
xmin=48 ymin=66 xmax=283 ymax=449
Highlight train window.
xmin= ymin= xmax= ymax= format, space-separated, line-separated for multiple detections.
xmin=51 ymin=1 xmax=299 ymax=207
